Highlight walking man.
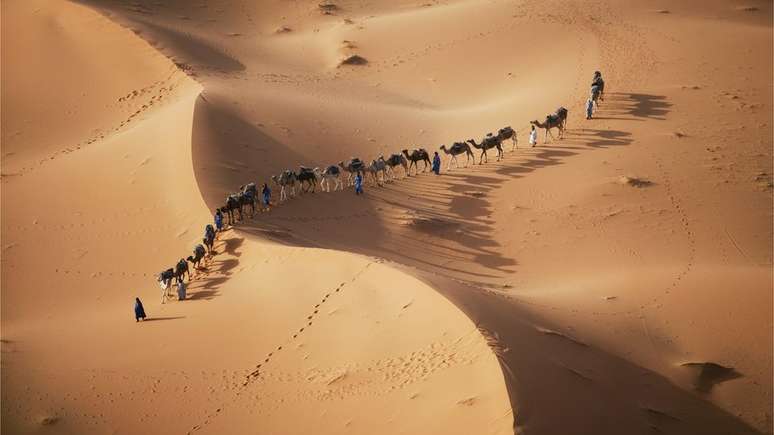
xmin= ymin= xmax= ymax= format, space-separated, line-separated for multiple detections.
xmin=529 ymin=124 xmax=538 ymax=147
xmin=134 ymin=297 xmax=147 ymax=322
xmin=214 ymin=208 xmax=224 ymax=233
xmin=354 ymin=172 xmax=364 ymax=195
xmin=261 ymin=183 xmax=271 ymax=211
xmin=432 ymin=151 xmax=441 ymax=175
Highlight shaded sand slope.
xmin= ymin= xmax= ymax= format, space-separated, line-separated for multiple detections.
xmin=1 ymin=1 xmax=511 ymax=434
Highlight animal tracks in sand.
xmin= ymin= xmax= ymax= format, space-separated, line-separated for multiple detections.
xmin=242 ymin=275 xmax=357 ymax=385
xmin=6 ymin=68 xmax=182 ymax=178
xmin=188 ymin=263 xmax=373 ymax=433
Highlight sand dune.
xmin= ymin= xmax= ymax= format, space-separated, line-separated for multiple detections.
xmin=2 ymin=0 xmax=772 ymax=434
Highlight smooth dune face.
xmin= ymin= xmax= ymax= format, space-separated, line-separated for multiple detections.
xmin=2 ymin=0 xmax=772 ymax=435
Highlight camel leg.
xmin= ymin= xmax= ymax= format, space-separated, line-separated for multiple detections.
xmin=545 ymin=128 xmax=554 ymax=144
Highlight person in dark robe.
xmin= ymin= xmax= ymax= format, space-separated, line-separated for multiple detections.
xmin=177 ymin=280 xmax=187 ymax=301
xmin=432 ymin=152 xmax=441 ymax=175
xmin=262 ymin=183 xmax=271 ymax=211
xmin=134 ymin=297 xmax=147 ymax=322
xmin=354 ymin=172 xmax=364 ymax=195
xmin=214 ymin=209 xmax=224 ymax=233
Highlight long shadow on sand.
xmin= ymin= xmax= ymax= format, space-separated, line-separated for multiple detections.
xmin=240 ymin=125 xmax=634 ymax=284
xmin=186 ymin=236 xmax=243 ymax=301
xmin=594 ymin=92 xmax=672 ymax=121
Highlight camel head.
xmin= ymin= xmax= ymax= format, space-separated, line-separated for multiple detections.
xmin=402 ymin=149 xmax=409 ymax=157
xmin=440 ymin=145 xmax=447 ymax=151
xmin=338 ymin=161 xmax=345 ymax=168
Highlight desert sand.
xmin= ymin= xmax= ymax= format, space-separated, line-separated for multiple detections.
xmin=1 ymin=0 xmax=772 ymax=434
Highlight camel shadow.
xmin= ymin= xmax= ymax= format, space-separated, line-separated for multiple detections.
xmin=601 ymin=92 xmax=672 ymax=120
xmin=185 ymin=251 xmax=240 ymax=300
xmin=568 ymin=129 xmax=634 ymax=148
xmin=235 ymin=124 xmax=641 ymax=285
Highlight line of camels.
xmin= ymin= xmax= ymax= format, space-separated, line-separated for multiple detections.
xmin=155 ymin=72 xmax=604 ymax=301
xmin=218 ymin=106 xmax=570 ymax=225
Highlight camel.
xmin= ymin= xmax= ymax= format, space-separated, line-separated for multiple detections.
xmin=439 ymin=142 xmax=474 ymax=169
xmin=467 ymin=136 xmax=503 ymax=164
xmin=297 ymin=166 xmax=317 ymax=193
xmin=174 ymin=258 xmax=189 ymax=284
xmin=315 ymin=165 xmax=343 ymax=192
xmin=271 ymin=170 xmax=297 ymax=202
xmin=591 ymin=85 xmax=602 ymax=109
xmin=592 ymin=72 xmax=605 ymax=103
xmin=382 ymin=153 xmax=408 ymax=180
xmin=158 ymin=268 xmax=175 ymax=303
xmin=530 ymin=107 xmax=568 ymax=143
xmin=203 ymin=225 xmax=216 ymax=254
xmin=401 ymin=149 xmax=431 ymax=175
xmin=241 ymin=182 xmax=256 ymax=197
xmin=222 ymin=194 xmax=242 ymax=225
xmin=365 ymin=158 xmax=388 ymax=186
xmin=187 ymin=244 xmax=207 ymax=272
xmin=338 ymin=158 xmax=365 ymax=186
xmin=239 ymin=189 xmax=256 ymax=218
xmin=497 ymin=126 xmax=518 ymax=151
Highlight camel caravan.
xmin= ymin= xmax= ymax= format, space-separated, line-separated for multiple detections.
xmin=154 ymin=71 xmax=605 ymax=303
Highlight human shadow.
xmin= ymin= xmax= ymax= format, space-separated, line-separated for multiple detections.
xmin=143 ymin=316 xmax=186 ymax=322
